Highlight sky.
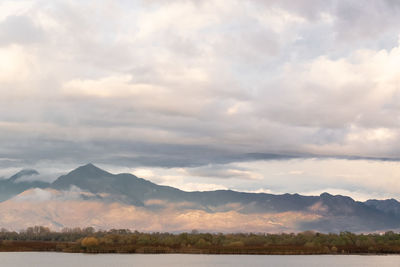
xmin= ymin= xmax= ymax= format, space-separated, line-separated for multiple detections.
xmin=1 ymin=0 xmax=400 ymax=201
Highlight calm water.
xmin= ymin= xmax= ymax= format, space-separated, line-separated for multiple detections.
xmin=0 ymin=253 xmax=399 ymax=267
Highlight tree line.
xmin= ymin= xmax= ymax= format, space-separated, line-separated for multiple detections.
xmin=1 ymin=227 xmax=400 ymax=254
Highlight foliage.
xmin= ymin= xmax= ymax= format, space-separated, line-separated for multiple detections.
xmin=1 ymin=227 xmax=400 ymax=254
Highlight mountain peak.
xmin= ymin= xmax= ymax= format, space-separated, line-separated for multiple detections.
xmin=74 ymin=163 xmax=108 ymax=174
xmin=8 ymin=169 xmax=39 ymax=182
xmin=81 ymin=163 xmax=97 ymax=169
xmin=85 ymin=163 xmax=95 ymax=167
xmin=320 ymin=192 xmax=332 ymax=197
xmin=51 ymin=163 xmax=113 ymax=190
xmin=67 ymin=163 xmax=113 ymax=178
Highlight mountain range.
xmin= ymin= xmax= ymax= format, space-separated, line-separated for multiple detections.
xmin=0 ymin=163 xmax=399 ymax=233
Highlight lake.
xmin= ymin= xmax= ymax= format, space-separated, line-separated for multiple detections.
xmin=0 ymin=253 xmax=399 ymax=267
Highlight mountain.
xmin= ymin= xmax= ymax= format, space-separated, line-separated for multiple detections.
xmin=8 ymin=169 xmax=39 ymax=182
xmin=365 ymin=198 xmax=400 ymax=217
xmin=51 ymin=163 xmax=183 ymax=206
xmin=0 ymin=169 xmax=50 ymax=202
xmin=0 ymin=163 xmax=399 ymax=232
xmin=49 ymin=164 xmax=325 ymax=212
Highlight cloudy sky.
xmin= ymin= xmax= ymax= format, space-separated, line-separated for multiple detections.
xmin=1 ymin=0 xmax=400 ymax=200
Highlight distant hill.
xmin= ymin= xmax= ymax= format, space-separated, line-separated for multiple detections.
xmin=0 ymin=169 xmax=49 ymax=202
xmin=0 ymin=163 xmax=399 ymax=232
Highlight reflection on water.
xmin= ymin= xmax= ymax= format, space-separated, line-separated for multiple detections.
xmin=0 ymin=253 xmax=399 ymax=267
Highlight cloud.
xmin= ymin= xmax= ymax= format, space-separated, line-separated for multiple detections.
xmin=174 ymin=183 xmax=228 ymax=192
xmin=184 ymin=164 xmax=263 ymax=180
xmin=229 ymin=159 xmax=400 ymax=200
xmin=13 ymin=187 xmax=107 ymax=202
xmin=14 ymin=188 xmax=54 ymax=202
xmin=0 ymin=15 xmax=43 ymax=46
xmin=1 ymin=0 xmax=400 ymax=199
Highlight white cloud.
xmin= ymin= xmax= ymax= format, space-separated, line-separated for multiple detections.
xmin=13 ymin=186 xmax=104 ymax=202
xmin=105 ymin=158 xmax=400 ymax=200
xmin=232 ymin=159 xmax=400 ymax=200
xmin=176 ymin=183 xmax=228 ymax=192
xmin=0 ymin=45 xmax=32 ymax=83
xmin=1 ymin=0 xmax=400 ymax=199
xmin=14 ymin=188 xmax=53 ymax=202
xmin=0 ymin=1 xmax=33 ymax=21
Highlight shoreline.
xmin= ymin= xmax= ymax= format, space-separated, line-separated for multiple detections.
xmin=2 ymin=240 xmax=400 ymax=255
xmin=2 ymin=229 xmax=400 ymax=255
xmin=1 ymin=251 xmax=400 ymax=256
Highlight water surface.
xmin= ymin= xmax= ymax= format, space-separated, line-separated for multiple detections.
xmin=0 ymin=253 xmax=399 ymax=267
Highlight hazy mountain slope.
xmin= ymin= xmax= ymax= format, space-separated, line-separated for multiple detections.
xmin=0 ymin=188 xmax=322 ymax=232
xmin=51 ymin=163 xmax=183 ymax=206
xmin=0 ymin=169 xmax=50 ymax=202
xmin=300 ymin=193 xmax=399 ymax=232
xmin=365 ymin=199 xmax=400 ymax=217
xmin=1 ymin=163 xmax=400 ymax=232
xmin=49 ymin=164 xmax=323 ymax=213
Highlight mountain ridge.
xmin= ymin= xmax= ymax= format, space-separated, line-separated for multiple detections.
xmin=0 ymin=169 xmax=49 ymax=202
xmin=1 ymin=163 xmax=399 ymax=232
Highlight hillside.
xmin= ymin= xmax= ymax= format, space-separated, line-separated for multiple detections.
xmin=0 ymin=164 xmax=399 ymax=232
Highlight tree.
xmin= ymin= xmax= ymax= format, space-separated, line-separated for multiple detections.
xmin=81 ymin=237 xmax=99 ymax=248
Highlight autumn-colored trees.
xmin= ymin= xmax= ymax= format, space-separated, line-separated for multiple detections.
xmin=81 ymin=237 xmax=99 ymax=247
xmin=1 ymin=227 xmax=400 ymax=254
